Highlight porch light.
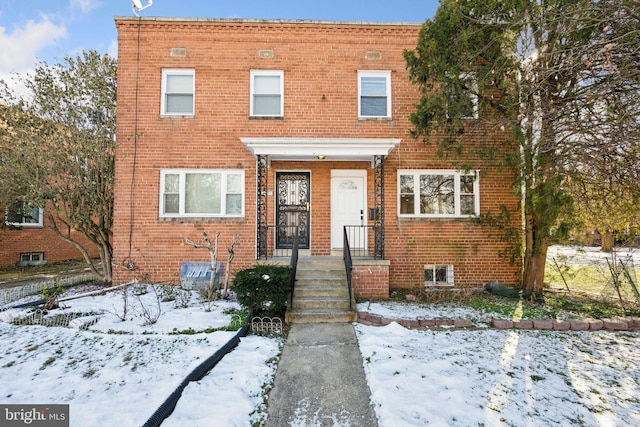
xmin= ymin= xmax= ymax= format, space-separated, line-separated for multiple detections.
xmin=317 ymin=155 xmax=326 ymax=160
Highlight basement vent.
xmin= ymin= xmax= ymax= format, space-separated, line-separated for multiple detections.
xmin=259 ymin=49 xmax=275 ymax=58
xmin=365 ymin=51 xmax=382 ymax=60
xmin=170 ymin=48 xmax=187 ymax=57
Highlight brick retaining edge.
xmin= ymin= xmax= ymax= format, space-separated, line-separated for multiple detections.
xmin=357 ymin=311 xmax=640 ymax=332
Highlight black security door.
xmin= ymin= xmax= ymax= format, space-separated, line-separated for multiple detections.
xmin=276 ymin=172 xmax=310 ymax=249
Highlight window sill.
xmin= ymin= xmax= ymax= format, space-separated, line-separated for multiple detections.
xmin=5 ymin=223 xmax=44 ymax=229
xmin=398 ymin=215 xmax=478 ymax=221
xmin=249 ymin=116 xmax=284 ymax=120
xmin=158 ymin=216 xmax=245 ymax=223
xmin=358 ymin=116 xmax=393 ymax=121
xmin=160 ymin=114 xmax=194 ymax=119
xmin=424 ymin=282 xmax=455 ymax=288
xmin=19 ymin=260 xmax=47 ymax=267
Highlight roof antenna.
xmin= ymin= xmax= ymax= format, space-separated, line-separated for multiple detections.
xmin=132 ymin=0 xmax=153 ymax=16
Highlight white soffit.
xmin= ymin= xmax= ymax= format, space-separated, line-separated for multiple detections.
xmin=240 ymin=137 xmax=401 ymax=161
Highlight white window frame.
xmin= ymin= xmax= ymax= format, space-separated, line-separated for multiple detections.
xmin=159 ymin=169 xmax=245 ymax=218
xmin=358 ymin=70 xmax=392 ymax=119
xmin=161 ymin=69 xmax=195 ymax=117
xmin=424 ymin=264 xmax=455 ymax=287
xmin=250 ymin=70 xmax=284 ymax=117
xmin=5 ymin=204 xmax=43 ymax=227
xmin=446 ymin=72 xmax=478 ymax=120
xmin=398 ymin=170 xmax=480 ymax=218
xmin=19 ymin=252 xmax=46 ymax=266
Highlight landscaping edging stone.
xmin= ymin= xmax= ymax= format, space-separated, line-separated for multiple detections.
xmin=357 ymin=311 xmax=640 ymax=332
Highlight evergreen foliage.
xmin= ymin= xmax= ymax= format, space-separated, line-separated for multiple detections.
xmin=405 ymin=0 xmax=640 ymax=290
xmin=233 ymin=265 xmax=290 ymax=317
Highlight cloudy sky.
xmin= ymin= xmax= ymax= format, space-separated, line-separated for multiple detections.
xmin=0 ymin=0 xmax=438 ymax=77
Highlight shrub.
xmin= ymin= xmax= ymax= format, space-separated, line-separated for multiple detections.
xmin=42 ymin=280 xmax=64 ymax=310
xmin=233 ymin=265 xmax=290 ymax=317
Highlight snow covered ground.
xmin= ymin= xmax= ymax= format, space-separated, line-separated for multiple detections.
xmin=357 ymin=322 xmax=640 ymax=427
xmin=358 ymin=293 xmax=640 ymax=427
xmin=1 ymin=266 xmax=640 ymax=427
xmin=0 ymin=285 xmax=281 ymax=426
xmin=547 ymin=244 xmax=640 ymax=266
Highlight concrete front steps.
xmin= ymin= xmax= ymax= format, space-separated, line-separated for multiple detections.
xmin=286 ymin=257 xmax=357 ymax=324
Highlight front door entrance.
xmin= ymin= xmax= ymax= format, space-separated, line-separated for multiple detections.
xmin=331 ymin=170 xmax=367 ymax=249
xmin=276 ymin=172 xmax=310 ymax=249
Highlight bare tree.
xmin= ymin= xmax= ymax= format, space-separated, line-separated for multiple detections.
xmin=0 ymin=50 xmax=116 ymax=282
xmin=221 ymin=234 xmax=240 ymax=299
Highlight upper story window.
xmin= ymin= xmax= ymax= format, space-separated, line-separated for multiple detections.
xmin=398 ymin=170 xmax=479 ymax=218
xmin=358 ymin=70 xmax=391 ymax=119
xmin=161 ymin=69 xmax=195 ymax=116
xmin=160 ymin=169 xmax=244 ymax=218
xmin=250 ymin=70 xmax=283 ymax=117
xmin=446 ymin=72 xmax=478 ymax=119
xmin=6 ymin=202 xmax=43 ymax=227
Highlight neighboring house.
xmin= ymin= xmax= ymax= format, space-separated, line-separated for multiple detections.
xmin=1 ymin=202 xmax=99 ymax=267
xmin=113 ymin=17 xmax=521 ymax=297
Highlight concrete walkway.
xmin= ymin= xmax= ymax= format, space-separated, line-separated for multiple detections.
xmin=266 ymin=323 xmax=378 ymax=427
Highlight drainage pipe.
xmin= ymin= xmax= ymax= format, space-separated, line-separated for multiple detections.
xmin=142 ymin=320 xmax=250 ymax=427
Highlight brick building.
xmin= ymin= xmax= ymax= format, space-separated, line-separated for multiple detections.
xmin=1 ymin=203 xmax=99 ymax=268
xmin=112 ymin=17 xmax=521 ymax=298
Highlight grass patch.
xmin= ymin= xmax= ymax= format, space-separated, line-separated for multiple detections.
xmin=0 ymin=259 xmax=100 ymax=282
xmin=171 ymin=309 xmax=247 ymax=335
xmin=546 ymin=263 xmax=640 ymax=297
xmin=386 ymin=286 xmax=640 ymax=320
xmin=543 ymin=291 xmax=640 ymax=318
xmin=40 ymin=357 xmax=56 ymax=370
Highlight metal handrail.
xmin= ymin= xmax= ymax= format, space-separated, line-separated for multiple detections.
xmin=343 ymin=227 xmax=354 ymax=311
xmin=289 ymin=229 xmax=299 ymax=307
xmin=343 ymin=225 xmax=383 ymax=259
xmin=261 ymin=225 xmax=302 ymax=259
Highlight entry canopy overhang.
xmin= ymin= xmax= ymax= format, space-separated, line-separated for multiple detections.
xmin=240 ymin=137 xmax=400 ymax=161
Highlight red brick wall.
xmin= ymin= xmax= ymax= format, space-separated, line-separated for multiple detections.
xmin=113 ymin=18 xmax=521 ymax=289
xmin=353 ymin=263 xmax=390 ymax=299
xmin=0 ymin=206 xmax=99 ymax=267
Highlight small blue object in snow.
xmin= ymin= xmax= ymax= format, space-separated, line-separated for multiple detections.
xmin=180 ymin=262 xmax=224 ymax=289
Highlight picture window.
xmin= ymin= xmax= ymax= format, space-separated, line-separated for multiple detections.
xmin=160 ymin=169 xmax=244 ymax=218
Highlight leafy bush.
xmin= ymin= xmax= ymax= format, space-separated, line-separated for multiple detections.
xmin=233 ymin=265 xmax=290 ymax=317
xmin=42 ymin=280 xmax=64 ymax=309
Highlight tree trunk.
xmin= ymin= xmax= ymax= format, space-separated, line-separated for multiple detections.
xmin=523 ymin=212 xmax=549 ymax=292
xmin=46 ymin=211 xmax=111 ymax=283
xmin=601 ymin=231 xmax=614 ymax=253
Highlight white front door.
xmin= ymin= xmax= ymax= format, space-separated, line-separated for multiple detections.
xmin=331 ymin=170 xmax=367 ymax=249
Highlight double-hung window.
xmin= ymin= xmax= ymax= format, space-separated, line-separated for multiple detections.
xmin=160 ymin=169 xmax=244 ymax=218
xmin=358 ymin=70 xmax=391 ymax=119
xmin=446 ymin=72 xmax=478 ymax=119
xmin=250 ymin=70 xmax=283 ymax=117
xmin=6 ymin=202 xmax=43 ymax=227
xmin=161 ymin=69 xmax=195 ymax=116
xmin=398 ymin=170 xmax=479 ymax=217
